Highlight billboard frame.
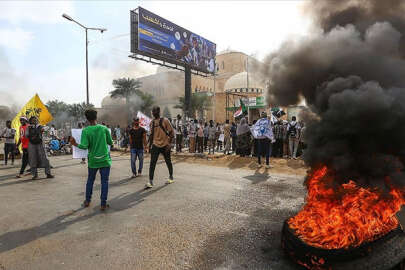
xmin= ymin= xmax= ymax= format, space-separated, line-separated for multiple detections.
xmin=129 ymin=7 xmax=217 ymax=117
xmin=129 ymin=7 xmax=215 ymax=77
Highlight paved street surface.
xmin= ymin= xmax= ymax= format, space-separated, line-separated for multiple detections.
xmin=0 ymin=154 xmax=306 ymax=270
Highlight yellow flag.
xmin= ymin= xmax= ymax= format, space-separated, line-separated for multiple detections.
xmin=11 ymin=94 xmax=53 ymax=149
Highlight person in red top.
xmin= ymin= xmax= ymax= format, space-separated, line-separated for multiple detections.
xmin=16 ymin=116 xmax=29 ymax=178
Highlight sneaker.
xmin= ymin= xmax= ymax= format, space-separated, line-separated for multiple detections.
xmin=82 ymin=200 xmax=90 ymax=207
xmin=16 ymin=174 xmax=22 ymax=178
xmin=166 ymin=176 xmax=174 ymax=184
xmin=131 ymin=174 xmax=137 ymax=178
xmin=265 ymin=165 xmax=271 ymax=169
xmin=46 ymin=174 xmax=54 ymax=179
xmin=138 ymin=171 xmax=142 ymax=176
xmin=257 ymin=164 xmax=263 ymax=168
xmin=145 ymin=183 xmax=154 ymax=189
xmin=100 ymin=204 xmax=110 ymax=211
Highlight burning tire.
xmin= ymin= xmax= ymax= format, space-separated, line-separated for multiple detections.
xmin=282 ymin=220 xmax=405 ymax=270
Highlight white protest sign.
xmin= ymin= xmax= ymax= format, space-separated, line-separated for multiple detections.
xmin=71 ymin=129 xmax=88 ymax=159
xmin=137 ymin=111 xmax=151 ymax=131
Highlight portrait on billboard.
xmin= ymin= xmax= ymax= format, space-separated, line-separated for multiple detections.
xmin=137 ymin=7 xmax=216 ymax=73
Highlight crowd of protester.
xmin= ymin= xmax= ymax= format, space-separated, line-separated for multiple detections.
xmin=160 ymin=113 xmax=306 ymax=161
xmin=1 ymin=107 xmax=305 ymax=210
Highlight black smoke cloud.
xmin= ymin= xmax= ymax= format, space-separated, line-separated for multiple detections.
xmin=264 ymin=0 xmax=405 ymax=189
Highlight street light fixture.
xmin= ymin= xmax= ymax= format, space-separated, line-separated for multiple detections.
xmin=62 ymin=13 xmax=107 ymax=105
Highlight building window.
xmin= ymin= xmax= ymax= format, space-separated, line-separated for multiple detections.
xmin=256 ymin=89 xmax=259 ymax=93
xmin=222 ymin=61 xmax=225 ymax=70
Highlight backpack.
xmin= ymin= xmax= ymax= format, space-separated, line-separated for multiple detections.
xmin=288 ymin=123 xmax=298 ymax=138
xmin=28 ymin=126 xmax=42 ymax=144
xmin=149 ymin=118 xmax=170 ymax=148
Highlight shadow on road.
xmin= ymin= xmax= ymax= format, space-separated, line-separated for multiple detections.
xmin=107 ymin=184 xmax=168 ymax=212
xmin=0 ymin=184 xmax=169 ymax=254
xmin=243 ymin=168 xmax=271 ymax=184
xmin=0 ymin=207 xmax=93 ymax=254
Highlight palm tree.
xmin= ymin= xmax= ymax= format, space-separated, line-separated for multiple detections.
xmin=174 ymin=93 xmax=212 ymax=119
xmin=135 ymin=90 xmax=155 ymax=117
xmin=68 ymin=102 xmax=94 ymax=123
xmin=110 ymin=78 xmax=142 ymax=120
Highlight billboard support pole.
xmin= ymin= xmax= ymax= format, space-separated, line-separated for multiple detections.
xmin=185 ymin=65 xmax=192 ymax=119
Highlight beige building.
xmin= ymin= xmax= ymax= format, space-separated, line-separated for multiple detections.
xmin=98 ymin=51 xmax=267 ymax=125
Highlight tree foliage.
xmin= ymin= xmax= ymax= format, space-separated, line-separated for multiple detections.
xmin=110 ymin=77 xmax=155 ymax=119
xmin=174 ymin=93 xmax=212 ymax=119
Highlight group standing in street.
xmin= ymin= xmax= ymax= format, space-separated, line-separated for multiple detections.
xmin=1 ymin=105 xmax=305 ymax=212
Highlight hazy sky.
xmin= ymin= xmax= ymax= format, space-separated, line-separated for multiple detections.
xmin=0 ymin=1 xmax=311 ymax=107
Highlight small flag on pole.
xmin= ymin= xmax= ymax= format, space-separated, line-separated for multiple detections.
xmin=234 ymin=99 xmax=247 ymax=118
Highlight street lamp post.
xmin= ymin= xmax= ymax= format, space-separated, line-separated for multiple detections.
xmin=62 ymin=13 xmax=107 ymax=105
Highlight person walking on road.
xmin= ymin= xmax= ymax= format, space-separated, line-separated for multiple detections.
xmin=223 ymin=120 xmax=231 ymax=155
xmin=128 ymin=118 xmax=147 ymax=178
xmin=1 ymin=120 xmax=16 ymax=166
xmin=70 ymin=109 xmax=113 ymax=211
xmin=16 ymin=116 xmax=30 ymax=178
xmin=208 ymin=120 xmax=216 ymax=155
xmin=175 ymin=114 xmax=183 ymax=153
xmin=146 ymin=106 xmax=175 ymax=189
xmin=196 ymin=120 xmax=204 ymax=153
xmin=287 ymin=116 xmax=301 ymax=159
xmin=203 ymin=122 xmax=209 ymax=152
xmin=26 ymin=116 xmax=54 ymax=180
xmin=188 ymin=119 xmax=196 ymax=153
xmin=252 ymin=112 xmax=275 ymax=168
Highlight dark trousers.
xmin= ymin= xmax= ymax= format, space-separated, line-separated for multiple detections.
xmin=149 ymin=145 xmax=173 ymax=184
xmin=232 ymin=136 xmax=237 ymax=152
xmin=86 ymin=167 xmax=110 ymax=206
xmin=273 ymin=139 xmax=283 ymax=157
xmin=176 ymin=134 xmax=183 ymax=152
xmin=257 ymin=139 xmax=272 ymax=165
xmin=197 ymin=136 xmax=204 ymax=153
xmin=4 ymin=143 xmax=15 ymax=164
xmin=19 ymin=148 xmax=29 ymax=174
xmin=204 ymin=137 xmax=208 ymax=150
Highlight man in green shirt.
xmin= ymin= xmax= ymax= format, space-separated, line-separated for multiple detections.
xmin=70 ymin=109 xmax=113 ymax=211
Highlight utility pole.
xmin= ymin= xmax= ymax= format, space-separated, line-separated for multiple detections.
xmin=62 ymin=14 xmax=107 ymax=105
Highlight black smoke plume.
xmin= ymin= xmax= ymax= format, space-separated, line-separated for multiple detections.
xmin=264 ymin=0 xmax=405 ymax=189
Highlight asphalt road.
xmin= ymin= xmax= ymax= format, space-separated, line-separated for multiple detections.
xmin=0 ymin=154 xmax=306 ymax=270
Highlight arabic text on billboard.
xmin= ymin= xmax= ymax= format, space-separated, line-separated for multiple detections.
xmin=138 ymin=7 xmax=216 ymax=73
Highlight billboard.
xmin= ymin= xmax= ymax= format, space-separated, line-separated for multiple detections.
xmin=135 ymin=7 xmax=216 ymax=74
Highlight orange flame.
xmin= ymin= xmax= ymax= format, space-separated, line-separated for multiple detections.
xmin=288 ymin=166 xmax=405 ymax=249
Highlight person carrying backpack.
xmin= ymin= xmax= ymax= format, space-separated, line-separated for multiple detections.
xmin=26 ymin=116 xmax=54 ymax=180
xmin=146 ymin=106 xmax=174 ymax=189
xmin=287 ymin=116 xmax=301 ymax=159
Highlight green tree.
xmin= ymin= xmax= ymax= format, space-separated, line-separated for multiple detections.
xmin=46 ymin=100 xmax=69 ymax=117
xmin=110 ymin=78 xmax=142 ymax=120
xmin=46 ymin=100 xmax=70 ymax=128
xmin=68 ymin=102 xmax=94 ymax=123
xmin=174 ymin=93 xmax=212 ymax=119
xmin=137 ymin=90 xmax=155 ymax=117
